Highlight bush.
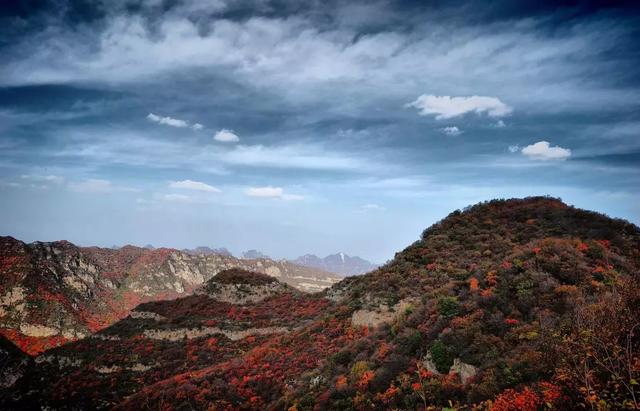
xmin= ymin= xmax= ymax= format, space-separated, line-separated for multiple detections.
xmin=430 ymin=340 xmax=454 ymax=373
xmin=437 ymin=296 xmax=459 ymax=318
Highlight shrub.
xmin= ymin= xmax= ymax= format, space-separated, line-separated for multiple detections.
xmin=430 ymin=340 xmax=454 ymax=373
xmin=437 ymin=296 xmax=460 ymax=318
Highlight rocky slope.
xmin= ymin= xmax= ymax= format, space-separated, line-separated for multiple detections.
xmin=2 ymin=197 xmax=640 ymax=410
xmin=293 ymin=252 xmax=379 ymax=276
xmin=0 ymin=238 xmax=340 ymax=354
xmin=2 ymin=269 xmax=330 ymax=408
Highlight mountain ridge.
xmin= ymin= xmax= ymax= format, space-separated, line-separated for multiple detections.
xmin=2 ymin=197 xmax=639 ymax=410
xmin=293 ymin=252 xmax=379 ymax=276
xmin=0 ymin=237 xmax=340 ymax=355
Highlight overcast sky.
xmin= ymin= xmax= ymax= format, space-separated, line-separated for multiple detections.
xmin=1 ymin=0 xmax=639 ymax=262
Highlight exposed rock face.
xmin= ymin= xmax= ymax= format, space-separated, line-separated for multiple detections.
xmin=450 ymin=358 xmax=478 ymax=384
xmin=422 ymin=352 xmax=440 ymax=374
xmin=19 ymin=324 xmax=59 ymax=338
xmin=0 ymin=236 xmax=341 ymax=354
xmin=143 ymin=326 xmax=289 ymax=341
xmin=351 ymin=297 xmax=415 ymax=328
xmin=420 ymin=355 xmax=477 ymax=384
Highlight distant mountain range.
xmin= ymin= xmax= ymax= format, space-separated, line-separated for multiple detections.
xmin=182 ymin=246 xmax=233 ymax=257
xmin=241 ymin=249 xmax=269 ymax=259
xmin=121 ymin=246 xmax=378 ymax=276
xmin=0 ymin=237 xmax=340 ymax=356
xmin=292 ymin=252 xmax=379 ymax=276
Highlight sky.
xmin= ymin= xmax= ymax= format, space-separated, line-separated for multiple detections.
xmin=0 ymin=0 xmax=639 ymax=263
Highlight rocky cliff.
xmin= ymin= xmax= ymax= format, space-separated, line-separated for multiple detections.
xmin=0 ymin=238 xmax=340 ymax=354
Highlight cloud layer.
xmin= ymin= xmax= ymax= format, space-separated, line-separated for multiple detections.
xmin=245 ymin=186 xmax=304 ymax=201
xmin=214 ymin=129 xmax=240 ymax=143
xmin=169 ymin=180 xmax=220 ymax=192
xmin=0 ymin=0 xmax=638 ymax=262
xmin=408 ymin=95 xmax=513 ymax=119
xmin=521 ymin=141 xmax=572 ymax=161
xmin=148 ymin=113 xmax=203 ymax=130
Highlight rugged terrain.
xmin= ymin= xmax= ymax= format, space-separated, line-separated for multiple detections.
xmin=293 ymin=253 xmax=379 ymax=276
xmin=0 ymin=238 xmax=339 ymax=355
xmin=1 ymin=197 xmax=639 ymax=410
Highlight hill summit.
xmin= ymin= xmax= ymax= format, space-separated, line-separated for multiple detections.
xmin=197 ymin=268 xmax=292 ymax=304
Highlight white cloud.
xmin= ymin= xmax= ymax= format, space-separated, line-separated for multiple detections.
xmin=47 ymin=129 xmax=375 ymax=174
xmin=70 ymin=178 xmax=114 ymax=192
xmin=169 ymin=179 xmax=220 ymax=192
xmin=147 ymin=113 xmax=189 ymax=128
xmin=214 ymin=129 xmax=240 ymax=143
xmin=521 ymin=141 xmax=571 ymax=160
xmin=494 ymin=120 xmax=506 ymax=128
xmin=508 ymin=145 xmax=520 ymax=153
xmin=162 ymin=193 xmax=193 ymax=202
xmin=361 ymin=203 xmax=385 ymax=211
xmin=245 ymin=186 xmax=283 ymax=198
xmin=192 ymin=123 xmax=204 ymax=130
xmin=68 ymin=178 xmax=137 ymax=193
xmin=1 ymin=11 xmax=633 ymax=120
xmin=21 ymin=174 xmax=65 ymax=184
xmin=68 ymin=178 xmax=115 ymax=193
xmin=407 ymin=95 xmax=513 ymax=119
xmin=245 ymin=186 xmax=303 ymax=200
xmin=224 ymin=144 xmax=369 ymax=171
xmin=282 ymin=193 xmax=305 ymax=201
xmin=439 ymin=126 xmax=462 ymax=136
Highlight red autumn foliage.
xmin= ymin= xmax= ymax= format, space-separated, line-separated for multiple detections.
xmin=469 ymin=277 xmax=479 ymax=291
xmin=378 ymin=384 xmax=400 ymax=403
xmin=491 ymin=386 xmax=539 ymax=411
xmin=0 ymin=328 xmax=69 ymax=355
xmin=357 ymin=370 xmax=375 ymax=389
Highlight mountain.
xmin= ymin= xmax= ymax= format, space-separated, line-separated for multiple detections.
xmin=293 ymin=252 xmax=379 ymax=276
xmin=0 ymin=238 xmax=340 ymax=355
xmin=182 ymin=246 xmax=233 ymax=257
xmin=3 ymin=268 xmax=330 ymax=408
xmin=2 ymin=197 xmax=640 ymax=410
xmin=241 ymin=249 xmax=270 ymax=259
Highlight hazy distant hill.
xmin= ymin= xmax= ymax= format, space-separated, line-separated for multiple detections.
xmin=293 ymin=252 xmax=379 ymax=276
xmin=241 ymin=249 xmax=270 ymax=259
xmin=182 ymin=246 xmax=233 ymax=257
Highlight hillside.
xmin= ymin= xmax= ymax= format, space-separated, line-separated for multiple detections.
xmin=293 ymin=253 xmax=379 ymax=276
xmin=2 ymin=197 xmax=639 ymax=410
xmin=0 ymin=238 xmax=340 ymax=355
xmin=2 ymin=269 xmax=330 ymax=408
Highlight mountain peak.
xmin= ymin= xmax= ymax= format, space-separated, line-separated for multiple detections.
xmin=293 ymin=252 xmax=379 ymax=276
xmin=241 ymin=249 xmax=270 ymax=259
xmin=198 ymin=268 xmax=291 ymax=304
xmin=209 ymin=268 xmax=279 ymax=287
